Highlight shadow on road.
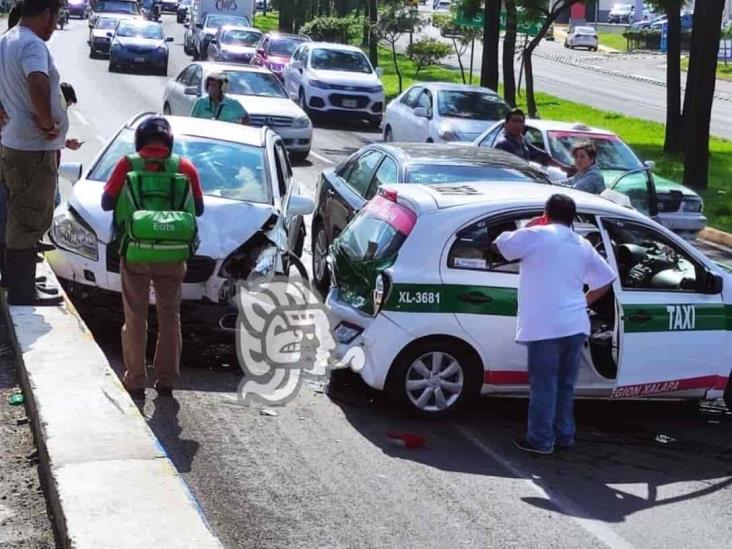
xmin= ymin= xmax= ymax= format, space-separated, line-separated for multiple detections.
xmin=148 ymin=396 xmax=200 ymax=473
xmin=331 ymin=373 xmax=732 ymax=524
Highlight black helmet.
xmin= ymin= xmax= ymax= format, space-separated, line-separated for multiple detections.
xmin=134 ymin=115 xmax=173 ymax=152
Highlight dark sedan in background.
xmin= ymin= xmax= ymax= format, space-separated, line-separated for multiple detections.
xmin=208 ymin=26 xmax=263 ymax=63
xmin=67 ymin=0 xmax=90 ymax=18
xmin=108 ymin=20 xmax=173 ymax=75
xmin=310 ymin=143 xmax=551 ymax=293
xmin=176 ymin=0 xmax=191 ymax=23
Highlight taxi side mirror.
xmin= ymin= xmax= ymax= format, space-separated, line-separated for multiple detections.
xmin=704 ymin=272 xmax=724 ymax=294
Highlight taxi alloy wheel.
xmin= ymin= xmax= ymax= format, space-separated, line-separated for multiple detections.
xmin=389 ymin=340 xmax=480 ymax=416
xmin=405 ymin=351 xmax=464 ymax=413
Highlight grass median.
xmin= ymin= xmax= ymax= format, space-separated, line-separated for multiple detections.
xmin=597 ymin=32 xmax=627 ymax=52
xmin=681 ymin=56 xmax=732 ymax=82
xmin=253 ymin=11 xmax=279 ymax=33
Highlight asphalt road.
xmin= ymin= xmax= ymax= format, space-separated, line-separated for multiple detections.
xmin=51 ymin=16 xmax=732 ymax=549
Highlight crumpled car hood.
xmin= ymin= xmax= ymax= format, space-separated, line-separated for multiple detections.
xmin=69 ymin=180 xmax=276 ymax=259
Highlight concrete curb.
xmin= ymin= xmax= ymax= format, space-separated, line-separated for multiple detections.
xmin=2 ymin=261 xmax=223 ymax=549
xmin=700 ymin=227 xmax=732 ymax=249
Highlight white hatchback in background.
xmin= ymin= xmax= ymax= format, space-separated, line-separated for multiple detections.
xmin=383 ymin=83 xmax=510 ymax=143
xmin=283 ymin=42 xmax=385 ymax=128
xmin=162 ymin=62 xmax=313 ymax=160
xmin=565 ymin=26 xmax=599 ymax=51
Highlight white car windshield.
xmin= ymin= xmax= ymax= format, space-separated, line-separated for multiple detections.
xmin=116 ymin=23 xmax=163 ymax=39
xmin=222 ymin=29 xmax=261 ymax=46
xmin=575 ymin=26 xmax=596 ymax=34
xmin=88 ymin=129 xmax=271 ymax=204
xmin=310 ymin=49 xmax=372 ymax=74
xmin=223 ymin=71 xmax=287 ymax=98
xmin=437 ymin=91 xmax=510 ymax=121
xmin=547 ymin=131 xmax=643 ymax=171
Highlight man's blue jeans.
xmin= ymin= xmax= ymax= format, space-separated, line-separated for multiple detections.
xmin=526 ymin=333 xmax=587 ymax=451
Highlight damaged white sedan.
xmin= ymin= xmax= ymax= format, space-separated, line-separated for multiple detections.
xmin=46 ymin=113 xmax=313 ymax=339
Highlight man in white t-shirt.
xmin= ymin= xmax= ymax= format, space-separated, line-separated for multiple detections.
xmin=0 ymin=0 xmax=67 ymax=306
xmin=494 ymin=194 xmax=616 ymax=455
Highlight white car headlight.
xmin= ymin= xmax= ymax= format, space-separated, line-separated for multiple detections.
xmin=293 ymin=116 xmax=311 ymax=128
xmin=51 ymin=209 xmax=98 ymax=261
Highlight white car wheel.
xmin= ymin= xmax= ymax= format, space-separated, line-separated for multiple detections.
xmin=405 ymin=351 xmax=464 ymax=413
xmin=312 ymin=221 xmax=329 ymax=295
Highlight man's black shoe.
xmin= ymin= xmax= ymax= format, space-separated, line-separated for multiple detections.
xmin=36 ymin=284 xmax=60 ymax=296
xmin=6 ymin=249 xmax=63 ymax=307
xmin=513 ymin=439 xmax=554 ymax=455
xmin=153 ymin=381 xmax=173 ymax=398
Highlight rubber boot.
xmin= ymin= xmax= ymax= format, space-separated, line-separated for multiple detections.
xmin=0 ymin=244 xmax=8 ymax=289
xmin=6 ymin=248 xmax=63 ymax=306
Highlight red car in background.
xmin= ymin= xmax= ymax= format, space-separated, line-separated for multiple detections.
xmin=251 ymin=32 xmax=310 ymax=80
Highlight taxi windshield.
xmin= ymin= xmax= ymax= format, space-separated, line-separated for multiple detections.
xmin=88 ymin=129 xmax=271 ymax=204
xmin=547 ymin=131 xmax=642 ymax=171
xmin=95 ymin=0 xmax=138 ymax=13
xmin=95 ymin=18 xmax=118 ymax=30
xmin=224 ymin=71 xmax=286 ymax=98
xmin=269 ymin=37 xmax=307 ymax=56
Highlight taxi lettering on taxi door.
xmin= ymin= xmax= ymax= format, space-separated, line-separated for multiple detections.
xmin=667 ymin=304 xmax=695 ymax=331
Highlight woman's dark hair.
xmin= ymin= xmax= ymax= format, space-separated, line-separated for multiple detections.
xmin=505 ymin=107 xmax=525 ymax=123
xmin=61 ymin=82 xmax=77 ymax=106
xmin=571 ymin=140 xmax=597 ymax=162
xmin=545 ymin=194 xmax=576 ymax=227
xmin=19 ymin=0 xmax=62 ymax=18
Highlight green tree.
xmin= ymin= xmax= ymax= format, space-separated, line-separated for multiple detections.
xmin=407 ymin=38 xmax=452 ymax=77
xmin=376 ymin=3 xmax=422 ymax=94
xmin=433 ymin=13 xmax=481 ymax=84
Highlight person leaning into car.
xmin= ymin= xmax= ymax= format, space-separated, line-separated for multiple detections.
xmin=0 ymin=0 xmax=67 ymax=306
xmin=190 ymin=72 xmax=249 ymax=124
xmin=492 ymin=194 xmax=616 ymax=456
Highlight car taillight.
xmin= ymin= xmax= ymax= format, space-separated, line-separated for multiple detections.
xmin=378 ymin=187 xmax=398 ymax=202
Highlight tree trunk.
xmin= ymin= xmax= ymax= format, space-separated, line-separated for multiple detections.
xmin=361 ymin=0 xmax=369 ymax=47
xmin=368 ymin=0 xmax=378 ymax=66
xmin=279 ymin=0 xmax=294 ymax=33
xmin=664 ymin=0 xmax=682 ymax=153
xmin=682 ymin=0 xmax=724 ymax=191
xmin=453 ymin=37 xmax=466 ymax=83
xmin=392 ymin=41 xmax=402 ymax=94
xmin=503 ymin=0 xmax=517 ymax=106
xmin=480 ymin=0 xmax=500 ymax=90
xmin=335 ymin=0 xmax=348 ymax=17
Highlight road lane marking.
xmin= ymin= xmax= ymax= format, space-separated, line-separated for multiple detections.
xmin=309 ymin=151 xmax=335 ymax=165
xmin=73 ymin=110 xmax=89 ymax=127
xmin=456 ymin=425 xmax=637 ymax=549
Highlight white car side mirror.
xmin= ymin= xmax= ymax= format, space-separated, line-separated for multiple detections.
xmin=375 ymin=67 xmax=383 ymax=78
xmin=644 ymin=160 xmax=656 ymax=170
xmin=59 ymin=162 xmax=83 ymax=185
xmin=413 ymin=107 xmax=430 ymax=119
xmin=287 ymin=194 xmax=315 ymax=217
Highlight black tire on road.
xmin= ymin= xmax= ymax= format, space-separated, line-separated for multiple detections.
xmin=386 ymin=338 xmax=482 ymax=417
xmin=163 ymin=103 xmax=172 ymax=115
xmin=369 ymin=115 xmax=382 ymax=130
xmin=384 ymin=126 xmax=393 ymax=142
xmin=290 ymin=149 xmax=310 ymax=162
xmin=724 ymin=374 xmax=732 ymax=411
xmin=311 ymin=220 xmax=330 ymax=297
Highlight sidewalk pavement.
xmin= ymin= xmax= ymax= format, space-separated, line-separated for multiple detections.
xmin=2 ymin=261 xmax=223 ymax=549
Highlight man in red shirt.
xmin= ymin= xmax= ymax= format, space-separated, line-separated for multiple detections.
xmin=102 ymin=116 xmax=204 ymax=400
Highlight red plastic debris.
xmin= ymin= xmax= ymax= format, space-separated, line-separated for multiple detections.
xmin=387 ymin=432 xmax=426 ymax=449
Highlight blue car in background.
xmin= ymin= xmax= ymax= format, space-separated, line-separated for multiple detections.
xmin=108 ymin=20 xmax=173 ymax=76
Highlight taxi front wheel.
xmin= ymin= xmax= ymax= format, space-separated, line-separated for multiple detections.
xmin=387 ymin=339 xmax=482 ymax=417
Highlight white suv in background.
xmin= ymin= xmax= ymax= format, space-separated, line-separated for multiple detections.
xmin=283 ymin=42 xmax=385 ymax=128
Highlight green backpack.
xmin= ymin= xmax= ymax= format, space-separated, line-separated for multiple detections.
xmin=114 ymin=154 xmax=199 ymax=263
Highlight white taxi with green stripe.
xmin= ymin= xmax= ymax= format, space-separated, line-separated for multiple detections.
xmin=326 ymin=182 xmax=732 ymax=416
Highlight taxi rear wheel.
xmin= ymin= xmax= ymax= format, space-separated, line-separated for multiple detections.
xmin=312 ymin=220 xmax=330 ymax=297
xmin=388 ymin=339 xmax=481 ymax=417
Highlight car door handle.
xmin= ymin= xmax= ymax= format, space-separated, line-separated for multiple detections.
xmin=326 ymin=188 xmax=335 ymax=197
xmin=628 ymin=311 xmax=652 ymax=322
xmin=458 ymin=291 xmax=493 ymax=304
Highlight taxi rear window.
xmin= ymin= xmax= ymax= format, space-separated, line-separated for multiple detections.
xmin=337 ymin=195 xmax=416 ymax=261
